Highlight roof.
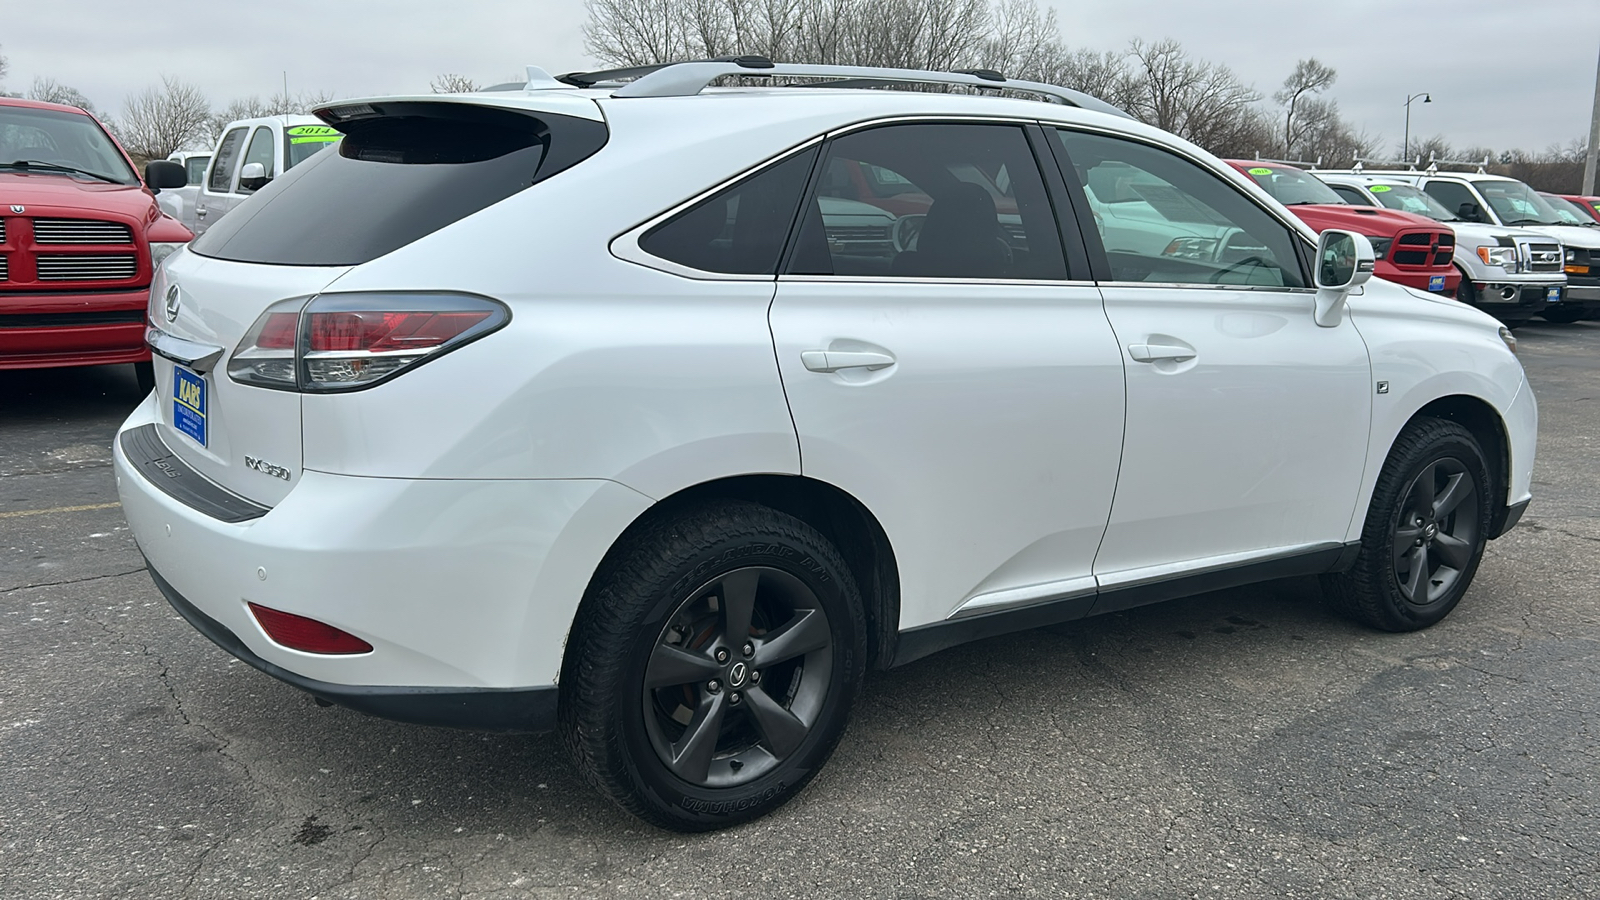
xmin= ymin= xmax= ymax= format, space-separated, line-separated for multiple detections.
xmin=0 ymin=95 xmax=93 ymax=115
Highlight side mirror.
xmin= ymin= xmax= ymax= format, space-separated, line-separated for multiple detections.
xmin=1313 ymin=230 xmax=1375 ymax=327
xmin=144 ymin=160 xmax=187 ymax=193
xmin=1457 ymin=202 xmax=1484 ymax=223
xmin=238 ymin=162 xmax=270 ymax=192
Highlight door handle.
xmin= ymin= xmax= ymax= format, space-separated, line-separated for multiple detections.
xmin=1127 ymin=343 xmax=1196 ymax=363
xmin=196 ymin=207 xmax=208 ymax=217
xmin=801 ymin=349 xmax=896 ymax=373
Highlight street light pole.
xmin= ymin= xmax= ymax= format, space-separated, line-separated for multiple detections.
xmin=1404 ymin=92 xmax=1431 ymax=162
xmin=1583 ymin=43 xmax=1599 ymax=194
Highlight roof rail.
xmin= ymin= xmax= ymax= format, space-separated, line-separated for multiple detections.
xmin=1253 ymin=153 xmax=1322 ymax=169
xmin=560 ymin=56 xmax=1133 ymax=119
xmin=1350 ymin=155 xmax=1422 ymax=173
xmin=1424 ymin=153 xmax=1491 ymax=176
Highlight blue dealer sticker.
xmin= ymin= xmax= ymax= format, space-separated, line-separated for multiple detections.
xmin=1548 ymin=286 xmax=1562 ymax=303
xmin=1428 ymin=275 xmax=1446 ymax=292
xmin=173 ymin=367 xmax=207 ymax=447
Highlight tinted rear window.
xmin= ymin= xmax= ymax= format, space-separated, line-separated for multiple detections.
xmin=189 ymin=103 xmax=607 ymax=266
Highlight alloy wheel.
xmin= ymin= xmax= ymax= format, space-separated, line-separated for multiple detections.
xmin=1391 ymin=457 xmax=1480 ymax=607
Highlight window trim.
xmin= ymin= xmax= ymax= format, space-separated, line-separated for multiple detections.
xmin=608 ymin=136 xmax=825 ymax=282
xmin=1045 ymin=123 xmax=1319 ymax=290
xmin=207 ymin=127 xmax=248 ymax=194
xmin=236 ymin=125 xmax=277 ymax=195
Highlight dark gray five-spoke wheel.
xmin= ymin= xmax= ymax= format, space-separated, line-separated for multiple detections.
xmin=1392 ymin=457 xmax=1480 ymax=608
xmin=643 ymin=566 xmax=833 ymax=787
xmin=1324 ymin=417 xmax=1494 ymax=632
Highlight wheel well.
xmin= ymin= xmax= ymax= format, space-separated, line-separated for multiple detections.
xmin=1410 ymin=395 xmax=1511 ymax=527
xmin=613 ymin=475 xmax=901 ymax=671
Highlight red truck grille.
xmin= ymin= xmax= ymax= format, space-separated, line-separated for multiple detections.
xmin=1392 ymin=230 xmax=1454 ymax=268
xmin=0 ymin=215 xmax=145 ymax=289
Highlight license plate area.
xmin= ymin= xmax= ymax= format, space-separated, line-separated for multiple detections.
xmin=173 ymin=366 xmax=208 ymax=447
xmin=1428 ymin=275 xmax=1446 ymax=292
xmin=1547 ymin=286 xmax=1562 ymax=303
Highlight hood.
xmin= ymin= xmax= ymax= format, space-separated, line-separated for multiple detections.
xmin=1515 ymin=222 xmax=1600 ymax=249
xmin=0 ymin=171 xmax=159 ymax=225
xmin=1448 ymin=222 xmax=1549 ymax=247
xmin=1282 ymin=203 xmax=1439 ymax=235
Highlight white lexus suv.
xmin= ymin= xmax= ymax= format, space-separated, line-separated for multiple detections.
xmin=116 ymin=58 xmax=1537 ymax=831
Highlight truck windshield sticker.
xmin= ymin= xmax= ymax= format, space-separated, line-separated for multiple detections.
xmin=1370 ymin=185 xmax=1392 ymax=193
xmin=1247 ymin=167 xmax=1273 ymax=176
xmin=287 ymin=125 xmax=342 ymax=144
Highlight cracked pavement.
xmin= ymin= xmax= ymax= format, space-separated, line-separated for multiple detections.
xmin=2 ymin=323 xmax=1598 ymax=899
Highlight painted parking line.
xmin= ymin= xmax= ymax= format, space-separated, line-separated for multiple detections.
xmin=0 ymin=501 xmax=122 ymax=520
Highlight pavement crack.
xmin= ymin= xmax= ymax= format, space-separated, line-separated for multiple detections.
xmin=0 ymin=566 xmax=147 ymax=596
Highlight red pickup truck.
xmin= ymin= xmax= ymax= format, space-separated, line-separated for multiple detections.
xmin=1 ymin=97 xmax=192 ymax=392
xmin=1227 ymin=160 xmax=1459 ymax=295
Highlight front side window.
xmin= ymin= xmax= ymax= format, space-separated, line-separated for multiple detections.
xmin=639 ymin=145 xmax=818 ymax=275
xmin=1059 ymin=130 xmax=1306 ymax=288
xmin=0 ymin=105 xmax=138 ymax=185
xmin=1327 ymin=184 xmax=1375 ymax=206
xmin=209 ymin=128 xmax=247 ymax=192
xmin=790 ymin=123 xmax=1067 ymax=280
xmin=239 ymin=126 xmax=276 ymax=193
xmin=185 ymin=155 xmax=210 ymax=185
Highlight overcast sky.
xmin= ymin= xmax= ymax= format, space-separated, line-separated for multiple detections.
xmin=3 ymin=0 xmax=1596 ymax=154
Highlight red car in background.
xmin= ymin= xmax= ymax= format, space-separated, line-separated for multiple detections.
xmin=1 ymin=97 xmax=192 ymax=392
xmin=1557 ymin=194 xmax=1600 ymax=223
xmin=1227 ymin=161 xmax=1459 ymax=295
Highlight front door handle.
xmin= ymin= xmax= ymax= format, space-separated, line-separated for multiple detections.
xmin=801 ymin=349 xmax=896 ymax=373
xmin=196 ymin=207 xmax=208 ymax=217
xmin=1127 ymin=343 xmax=1196 ymax=363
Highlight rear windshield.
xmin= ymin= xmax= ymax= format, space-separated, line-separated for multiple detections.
xmin=189 ymin=103 xmax=607 ymax=266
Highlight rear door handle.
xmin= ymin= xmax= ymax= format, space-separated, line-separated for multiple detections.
xmin=1127 ymin=343 xmax=1196 ymax=363
xmin=801 ymin=350 xmax=896 ymax=373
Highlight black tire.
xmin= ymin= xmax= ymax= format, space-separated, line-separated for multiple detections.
xmin=559 ymin=500 xmax=866 ymax=831
xmin=133 ymin=361 xmax=156 ymax=395
xmin=1323 ymin=418 xmax=1495 ymax=631
xmin=1540 ymin=306 xmax=1586 ymax=324
xmin=1452 ymin=269 xmax=1475 ymax=306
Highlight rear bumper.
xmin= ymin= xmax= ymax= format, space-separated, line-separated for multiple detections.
xmin=0 ymin=288 xmax=150 ymax=369
xmin=146 ymin=563 xmax=558 ymax=732
xmin=113 ymin=393 xmax=653 ymax=726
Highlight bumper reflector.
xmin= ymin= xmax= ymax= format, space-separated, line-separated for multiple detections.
xmin=248 ymin=602 xmax=374 ymax=655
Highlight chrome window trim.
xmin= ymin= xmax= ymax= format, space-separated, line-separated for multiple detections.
xmin=777 ymin=274 xmax=1099 ymax=288
xmin=1094 ymin=281 xmax=1320 ymax=294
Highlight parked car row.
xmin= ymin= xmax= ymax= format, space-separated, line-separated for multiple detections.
xmin=1225 ymin=156 xmax=1600 ymax=326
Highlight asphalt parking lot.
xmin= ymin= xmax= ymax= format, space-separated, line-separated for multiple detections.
xmin=2 ymin=322 xmax=1597 ymax=900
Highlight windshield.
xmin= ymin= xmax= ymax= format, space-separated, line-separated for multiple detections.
xmin=1476 ymin=180 xmax=1565 ymax=226
xmin=0 ymin=104 xmax=138 ymax=184
xmin=284 ymin=124 xmax=340 ymax=169
xmin=1539 ymin=193 xmax=1594 ymax=225
xmin=1366 ymin=183 xmax=1456 ymax=221
xmin=1242 ymin=165 xmax=1345 ymax=206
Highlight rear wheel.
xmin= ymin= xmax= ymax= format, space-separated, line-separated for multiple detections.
xmin=1323 ymin=418 xmax=1495 ymax=631
xmin=560 ymin=501 xmax=865 ymax=831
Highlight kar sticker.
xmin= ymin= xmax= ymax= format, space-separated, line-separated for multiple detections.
xmin=1370 ymin=185 xmax=1393 ymax=193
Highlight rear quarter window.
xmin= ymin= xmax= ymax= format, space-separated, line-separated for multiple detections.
xmin=189 ymin=103 xmax=607 ymax=266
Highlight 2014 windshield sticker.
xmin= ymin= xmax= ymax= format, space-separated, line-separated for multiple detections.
xmin=1248 ymin=167 xmax=1273 ymax=175
xmin=287 ymin=125 xmax=341 ymax=144
xmin=1370 ymin=185 xmax=1393 ymax=193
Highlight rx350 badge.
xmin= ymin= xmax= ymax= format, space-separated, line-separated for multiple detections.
xmin=243 ymin=455 xmax=292 ymax=481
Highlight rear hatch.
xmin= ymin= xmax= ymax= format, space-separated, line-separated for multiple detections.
xmin=145 ymin=93 xmax=608 ymax=508
xmin=148 ymin=253 xmax=348 ymax=506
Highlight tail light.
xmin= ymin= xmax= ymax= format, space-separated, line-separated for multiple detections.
xmin=228 ymin=292 xmax=508 ymax=392
xmin=248 ymin=602 xmax=373 ymax=654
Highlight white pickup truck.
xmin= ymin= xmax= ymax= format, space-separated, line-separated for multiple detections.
xmin=153 ymin=149 xmax=211 ymax=231
xmin=1315 ymin=173 xmax=1564 ymax=326
xmin=192 ymin=115 xmax=340 ymax=236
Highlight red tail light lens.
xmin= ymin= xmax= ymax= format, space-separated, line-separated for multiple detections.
xmin=248 ymin=602 xmax=373 ymax=654
xmin=228 ymin=292 xmax=508 ymax=392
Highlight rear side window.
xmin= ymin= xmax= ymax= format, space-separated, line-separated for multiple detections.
xmin=1327 ymin=184 xmax=1372 ymax=206
xmin=209 ymin=128 xmax=246 ymax=192
xmin=239 ymin=126 xmax=275 ymax=192
xmin=639 ymin=146 xmax=818 ymax=275
xmin=189 ymin=103 xmax=608 ymax=266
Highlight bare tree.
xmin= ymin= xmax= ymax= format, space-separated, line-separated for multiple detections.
xmin=431 ymin=73 xmax=480 ymax=93
xmin=204 ymin=90 xmax=337 ymax=144
xmin=0 ymin=45 xmax=9 ymax=89
xmin=1274 ymin=58 xmax=1336 ymax=158
xmin=1125 ymin=39 xmax=1261 ymax=151
xmin=27 ymin=76 xmax=96 ymax=113
xmin=115 ymin=75 xmax=212 ymax=161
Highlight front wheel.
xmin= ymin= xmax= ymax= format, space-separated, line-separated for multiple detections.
xmin=1323 ymin=418 xmax=1495 ymax=631
xmin=560 ymin=501 xmax=866 ymax=831
xmin=133 ymin=361 xmax=155 ymax=396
